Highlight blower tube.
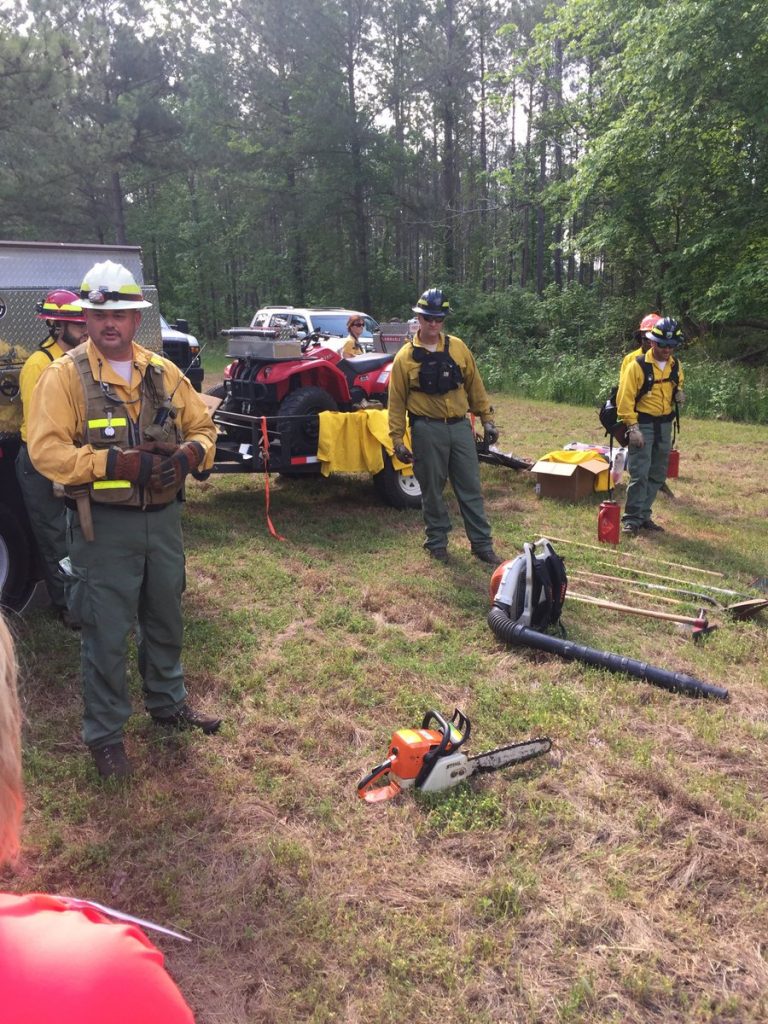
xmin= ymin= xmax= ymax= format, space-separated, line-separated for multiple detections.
xmin=488 ymin=606 xmax=729 ymax=701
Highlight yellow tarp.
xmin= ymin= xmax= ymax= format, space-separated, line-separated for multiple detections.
xmin=317 ymin=409 xmax=413 ymax=478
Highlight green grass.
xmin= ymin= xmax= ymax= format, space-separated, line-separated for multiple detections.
xmin=7 ymin=393 xmax=768 ymax=1023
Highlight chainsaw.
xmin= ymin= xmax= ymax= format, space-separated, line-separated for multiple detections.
xmin=357 ymin=708 xmax=552 ymax=803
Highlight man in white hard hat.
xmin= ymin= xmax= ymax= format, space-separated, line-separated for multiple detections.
xmin=28 ymin=260 xmax=221 ymax=779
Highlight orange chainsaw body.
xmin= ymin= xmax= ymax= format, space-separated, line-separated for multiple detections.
xmin=357 ymin=721 xmax=464 ymax=803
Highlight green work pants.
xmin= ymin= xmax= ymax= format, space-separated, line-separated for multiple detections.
xmin=15 ymin=443 xmax=71 ymax=613
xmin=411 ymin=417 xmax=493 ymax=552
xmin=67 ymin=501 xmax=188 ymax=748
xmin=622 ymin=419 xmax=672 ymax=528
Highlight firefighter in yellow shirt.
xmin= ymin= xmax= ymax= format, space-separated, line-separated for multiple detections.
xmin=15 ymin=291 xmax=87 ymax=626
xmin=388 ymin=288 xmax=500 ymax=564
xmin=340 ymin=314 xmax=366 ymax=358
xmin=28 ymin=261 xmax=221 ymax=779
xmin=617 ymin=317 xmax=685 ymax=534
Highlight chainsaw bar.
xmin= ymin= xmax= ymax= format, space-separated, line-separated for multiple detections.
xmin=467 ymin=736 xmax=552 ymax=775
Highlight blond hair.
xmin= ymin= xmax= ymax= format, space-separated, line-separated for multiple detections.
xmin=0 ymin=614 xmax=22 ymax=864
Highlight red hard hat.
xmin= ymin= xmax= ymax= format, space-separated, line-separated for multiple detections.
xmin=36 ymin=289 xmax=86 ymax=323
xmin=638 ymin=313 xmax=661 ymax=333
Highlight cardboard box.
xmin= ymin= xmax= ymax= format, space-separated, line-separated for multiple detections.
xmin=531 ymin=457 xmax=609 ymax=500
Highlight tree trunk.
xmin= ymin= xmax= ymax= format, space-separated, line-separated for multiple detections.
xmin=111 ymin=170 xmax=127 ymax=244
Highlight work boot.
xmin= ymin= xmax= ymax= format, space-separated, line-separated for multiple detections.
xmin=429 ymin=547 xmax=449 ymax=562
xmin=472 ymin=547 xmax=502 ymax=566
xmin=151 ymin=704 xmax=222 ymax=734
xmin=90 ymin=741 xmax=132 ymax=780
xmin=642 ymin=520 xmax=665 ymax=532
xmin=621 ymin=522 xmax=640 ymax=535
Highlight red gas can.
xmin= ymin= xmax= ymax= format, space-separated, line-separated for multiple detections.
xmin=667 ymin=448 xmax=680 ymax=478
xmin=598 ymin=500 xmax=621 ymax=544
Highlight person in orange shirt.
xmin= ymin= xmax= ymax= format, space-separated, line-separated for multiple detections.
xmin=0 ymin=612 xmax=196 ymax=1023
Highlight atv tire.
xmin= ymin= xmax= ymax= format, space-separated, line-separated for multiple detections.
xmin=278 ymin=387 xmax=339 ymax=466
xmin=373 ymin=451 xmax=422 ymax=510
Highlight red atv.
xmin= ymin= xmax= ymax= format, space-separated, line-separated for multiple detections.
xmin=207 ymin=327 xmax=422 ymax=508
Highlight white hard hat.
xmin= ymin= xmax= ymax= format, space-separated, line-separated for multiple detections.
xmin=78 ymin=260 xmax=152 ymax=309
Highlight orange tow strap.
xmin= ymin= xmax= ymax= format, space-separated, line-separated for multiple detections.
xmin=259 ymin=416 xmax=286 ymax=541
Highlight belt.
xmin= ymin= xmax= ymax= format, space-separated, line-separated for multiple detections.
xmin=410 ymin=415 xmax=466 ymax=425
xmin=637 ymin=412 xmax=675 ymax=424
xmin=65 ymin=499 xmax=171 ymax=513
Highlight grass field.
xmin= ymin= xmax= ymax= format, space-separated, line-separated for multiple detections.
xmin=4 ymin=395 xmax=768 ymax=1023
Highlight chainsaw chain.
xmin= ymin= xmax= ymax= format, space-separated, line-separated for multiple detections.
xmin=467 ymin=737 xmax=552 ymax=774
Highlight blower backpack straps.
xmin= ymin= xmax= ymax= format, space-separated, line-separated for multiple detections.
xmin=599 ymin=354 xmax=680 ymax=443
xmin=491 ymin=538 xmax=568 ymax=632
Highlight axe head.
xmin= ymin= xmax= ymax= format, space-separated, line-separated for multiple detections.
xmin=692 ymin=609 xmax=717 ymax=643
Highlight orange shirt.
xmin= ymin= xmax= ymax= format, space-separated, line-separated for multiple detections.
xmin=0 ymin=892 xmax=194 ymax=1024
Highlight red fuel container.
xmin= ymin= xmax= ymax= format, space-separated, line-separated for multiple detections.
xmin=667 ymin=448 xmax=680 ymax=478
xmin=598 ymin=500 xmax=621 ymax=544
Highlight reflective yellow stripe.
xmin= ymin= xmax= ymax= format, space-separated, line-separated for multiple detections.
xmin=88 ymin=418 xmax=128 ymax=428
xmin=93 ymin=480 xmax=131 ymax=490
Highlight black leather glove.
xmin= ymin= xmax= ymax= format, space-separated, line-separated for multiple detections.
xmin=105 ymin=447 xmax=158 ymax=487
xmin=393 ymin=441 xmax=414 ymax=465
xmin=483 ymin=421 xmax=500 ymax=446
xmin=150 ymin=441 xmax=206 ymax=490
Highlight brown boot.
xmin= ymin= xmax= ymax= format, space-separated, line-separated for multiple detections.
xmin=90 ymin=741 xmax=132 ymax=780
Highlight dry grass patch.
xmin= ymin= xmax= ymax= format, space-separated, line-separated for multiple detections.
xmin=7 ymin=395 xmax=768 ymax=1023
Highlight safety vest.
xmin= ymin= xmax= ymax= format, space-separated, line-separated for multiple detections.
xmin=67 ymin=345 xmax=182 ymax=507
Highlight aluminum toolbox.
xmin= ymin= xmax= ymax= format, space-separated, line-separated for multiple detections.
xmin=223 ymin=329 xmax=303 ymax=359
xmin=0 ymin=240 xmax=162 ymax=353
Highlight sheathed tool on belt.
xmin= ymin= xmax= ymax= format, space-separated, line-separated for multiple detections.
xmin=357 ymin=708 xmax=551 ymax=803
xmin=65 ymin=484 xmax=95 ymax=542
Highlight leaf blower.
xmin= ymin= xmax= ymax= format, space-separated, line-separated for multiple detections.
xmin=487 ymin=539 xmax=728 ymax=701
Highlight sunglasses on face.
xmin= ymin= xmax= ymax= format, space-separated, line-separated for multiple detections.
xmin=350 ymin=321 xmax=365 ymax=328
xmin=419 ymin=314 xmax=445 ymax=323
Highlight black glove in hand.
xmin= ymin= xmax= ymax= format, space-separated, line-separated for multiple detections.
xmin=150 ymin=441 xmax=206 ymax=491
xmin=393 ymin=441 xmax=414 ymax=465
xmin=105 ymin=447 xmax=159 ymax=487
xmin=483 ymin=421 xmax=499 ymax=446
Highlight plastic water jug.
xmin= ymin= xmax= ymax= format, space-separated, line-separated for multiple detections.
xmin=610 ymin=448 xmax=626 ymax=486
xmin=667 ymin=448 xmax=680 ymax=478
xmin=598 ymin=500 xmax=620 ymax=544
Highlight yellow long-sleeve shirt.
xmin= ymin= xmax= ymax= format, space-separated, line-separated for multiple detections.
xmin=617 ymin=349 xmax=684 ymax=426
xmin=387 ymin=331 xmax=493 ymax=444
xmin=341 ymin=335 xmax=364 ymax=358
xmin=18 ymin=339 xmax=63 ymax=442
xmin=619 ymin=346 xmax=644 ymax=379
xmin=27 ymin=339 xmax=217 ymax=486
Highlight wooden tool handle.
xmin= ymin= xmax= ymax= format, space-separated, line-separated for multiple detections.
xmin=567 ymin=591 xmax=707 ymax=626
